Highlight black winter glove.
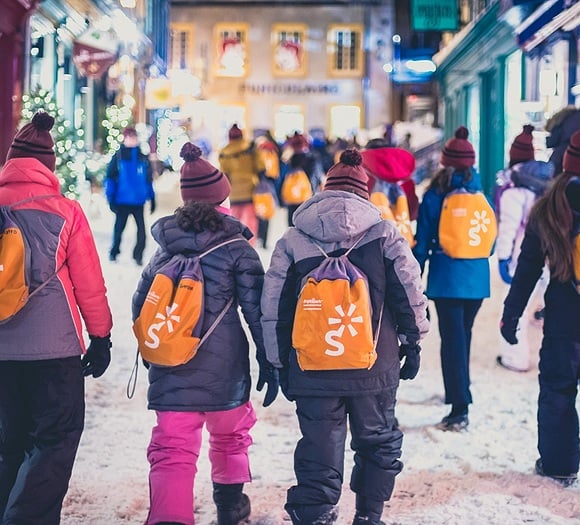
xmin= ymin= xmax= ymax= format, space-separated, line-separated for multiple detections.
xmin=256 ymin=356 xmax=279 ymax=407
xmin=399 ymin=343 xmax=421 ymax=380
xmin=150 ymin=198 xmax=156 ymax=214
xmin=82 ymin=335 xmax=112 ymax=378
xmin=500 ymin=316 xmax=519 ymax=345
xmin=278 ymin=366 xmax=294 ymax=402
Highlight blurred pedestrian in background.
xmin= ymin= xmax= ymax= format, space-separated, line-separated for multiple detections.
xmin=218 ymin=124 xmax=265 ymax=246
xmin=105 ymin=126 xmax=156 ymax=265
xmin=495 ymin=125 xmax=554 ymax=372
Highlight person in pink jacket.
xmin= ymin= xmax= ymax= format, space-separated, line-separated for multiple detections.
xmin=0 ymin=111 xmax=113 ymax=525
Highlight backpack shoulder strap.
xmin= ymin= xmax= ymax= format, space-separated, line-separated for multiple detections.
xmin=198 ymin=237 xmax=247 ymax=259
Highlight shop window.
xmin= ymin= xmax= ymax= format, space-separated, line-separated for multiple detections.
xmin=328 ymin=24 xmax=363 ymax=77
xmin=329 ymin=105 xmax=361 ymax=139
xmin=274 ymin=105 xmax=305 ymax=144
xmin=169 ymin=23 xmax=194 ymax=71
xmin=214 ymin=23 xmax=249 ymax=78
xmin=272 ymin=24 xmax=307 ymax=77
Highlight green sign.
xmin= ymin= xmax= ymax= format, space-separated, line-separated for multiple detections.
xmin=412 ymin=0 xmax=458 ymax=31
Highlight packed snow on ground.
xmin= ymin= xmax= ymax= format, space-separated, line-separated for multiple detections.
xmin=61 ymin=178 xmax=579 ymax=525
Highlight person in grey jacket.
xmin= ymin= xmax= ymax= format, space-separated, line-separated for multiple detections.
xmin=261 ymin=149 xmax=429 ymax=525
xmin=132 ymin=143 xmax=278 ymax=525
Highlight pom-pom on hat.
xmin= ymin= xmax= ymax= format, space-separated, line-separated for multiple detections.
xmin=440 ymin=126 xmax=476 ymax=169
xmin=562 ymin=130 xmax=580 ymax=176
xmin=6 ymin=111 xmax=56 ymax=171
xmin=509 ymin=124 xmax=535 ymax=165
xmin=323 ymin=148 xmax=369 ymax=199
xmin=228 ymin=124 xmax=243 ymax=141
xmin=179 ymin=142 xmax=231 ymax=205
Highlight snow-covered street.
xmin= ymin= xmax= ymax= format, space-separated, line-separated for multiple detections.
xmin=61 ymin=175 xmax=579 ymax=525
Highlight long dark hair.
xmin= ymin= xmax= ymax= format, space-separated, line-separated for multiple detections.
xmin=175 ymin=202 xmax=225 ymax=233
xmin=529 ymin=172 xmax=575 ymax=282
xmin=427 ymin=166 xmax=473 ymax=194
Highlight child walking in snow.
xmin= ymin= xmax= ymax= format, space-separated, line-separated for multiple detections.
xmin=495 ymin=125 xmax=554 ymax=372
xmin=413 ymin=127 xmax=494 ymax=431
xmin=132 ymin=143 xmax=279 ymax=525
xmin=500 ymin=131 xmax=580 ymax=487
xmin=261 ymin=149 xmax=428 ymax=525
xmin=0 ymin=111 xmax=113 ymax=524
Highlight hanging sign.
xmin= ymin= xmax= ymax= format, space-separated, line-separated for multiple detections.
xmin=412 ymin=0 xmax=458 ymax=31
xmin=73 ymin=27 xmax=118 ymax=78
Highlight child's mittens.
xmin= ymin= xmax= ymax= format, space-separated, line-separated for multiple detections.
xmin=256 ymin=355 xmax=280 ymax=407
xmin=498 ymin=258 xmax=513 ymax=284
xmin=500 ymin=317 xmax=519 ymax=345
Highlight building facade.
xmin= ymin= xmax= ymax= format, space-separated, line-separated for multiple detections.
xmin=159 ymin=0 xmax=395 ymax=149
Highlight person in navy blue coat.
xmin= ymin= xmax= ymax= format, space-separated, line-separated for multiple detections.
xmin=501 ymin=132 xmax=580 ymax=487
xmin=105 ymin=126 xmax=155 ymax=265
xmin=413 ymin=127 xmax=492 ymax=431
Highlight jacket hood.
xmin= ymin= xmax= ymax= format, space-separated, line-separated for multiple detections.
xmin=292 ymin=190 xmax=382 ymax=242
xmin=0 ymin=158 xmax=61 ymax=193
xmin=450 ymin=168 xmax=482 ymax=192
xmin=151 ymin=213 xmax=252 ymax=255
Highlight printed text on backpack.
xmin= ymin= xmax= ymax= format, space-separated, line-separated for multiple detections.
xmin=439 ymin=189 xmax=497 ymax=259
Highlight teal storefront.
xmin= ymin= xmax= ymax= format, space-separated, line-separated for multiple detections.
xmin=434 ymin=1 xmax=520 ymax=195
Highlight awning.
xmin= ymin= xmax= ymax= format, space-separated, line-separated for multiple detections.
xmin=73 ymin=26 xmax=118 ymax=78
xmin=516 ymin=0 xmax=580 ymax=51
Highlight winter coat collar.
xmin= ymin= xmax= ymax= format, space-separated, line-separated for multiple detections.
xmin=151 ymin=213 xmax=252 ymax=255
xmin=292 ymin=190 xmax=382 ymax=243
xmin=0 ymin=158 xmax=61 ymax=193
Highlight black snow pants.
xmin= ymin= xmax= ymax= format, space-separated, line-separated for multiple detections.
xmin=537 ymin=337 xmax=580 ymax=476
xmin=285 ymin=389 xmax=403 ymax=522
xmin=0 ymin=357 xmax=85 ymax=525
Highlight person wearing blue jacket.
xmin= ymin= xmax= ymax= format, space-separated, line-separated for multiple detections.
xmin=413 ymin=126 xmax=492 ymax=431
xmin=105 ymin=126 xmax=155 ymax=265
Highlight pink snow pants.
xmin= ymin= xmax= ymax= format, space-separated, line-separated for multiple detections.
xmin=230 ymin=202 xmax=258 ymax=245
xmin=145 ymin=401 xmax=257 ymax=525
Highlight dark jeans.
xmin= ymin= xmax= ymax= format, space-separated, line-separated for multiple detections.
xmin=287 ymin=204 xmax=300 ymax=227
xmin=110 ymin=204 xmax=146 ymax=262
xmin=257 ymin=218 xmax=269 ymax=248
xmin=286 ymin=391 xmax=402 ymax=520
xmin=434 ymin=298 xmax=483 ymax=407
xmin=538 ymin=337 xmax=580 ymax=476
xmin=0 ymin=357 xmax=85 ymax=525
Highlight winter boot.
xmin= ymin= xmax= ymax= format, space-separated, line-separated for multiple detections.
xmin=286 ymin=504 xmax=338 ymax=525
xmin=535 ymin=458 xmax=578 ymax=487
xmin=353 ymin=495 xmax=385 ymax=525
xmin=213 ymin=483 xmax=251 ymax=525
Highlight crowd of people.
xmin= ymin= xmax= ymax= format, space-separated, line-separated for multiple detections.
xmin=0 ymin=111 xmax=578 ymax=525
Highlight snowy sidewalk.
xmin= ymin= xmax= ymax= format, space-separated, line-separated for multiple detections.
xmin=62 ymin=182 xmax=579 ymax=525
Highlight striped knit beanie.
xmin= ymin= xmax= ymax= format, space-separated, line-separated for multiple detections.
xmin=440 ymin=126 xmax=476 ymax=169
xmin=323 ymin=148 xmax=369 ymax=199
xmin=179 ymin=143 xmax=231 ymax=205
xmin=562 ymin=130 xmax=580 ymax=176
xmin=509 ymin=124 xmax=535 ymax=166
xmin=6 ymin=111 xmax=56 ymax=171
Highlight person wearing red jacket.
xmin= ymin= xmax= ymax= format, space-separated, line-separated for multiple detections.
xmin=0 ymin=111 xmax=113 ymax=524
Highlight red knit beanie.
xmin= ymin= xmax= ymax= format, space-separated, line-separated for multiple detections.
xmin=6 ymin=111 xmax=56 ymax=171
xmin=562 ymin=130 xmax=580 ymax=176
xmin=509 ymin=125 xmax=535 ymax=165
xmin=440 ymin=126 xmax=476 ymax=169
xmin=228 ymin=124 xmax=243 ymax=141
xmin=180 ymin=143 xmax=231 ymax=204
xmin=323 ymin=148 xmax=369 ymax=199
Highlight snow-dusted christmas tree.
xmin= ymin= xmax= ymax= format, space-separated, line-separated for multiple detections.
xmin=20 ymin=87 xmax=84 ymax=199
